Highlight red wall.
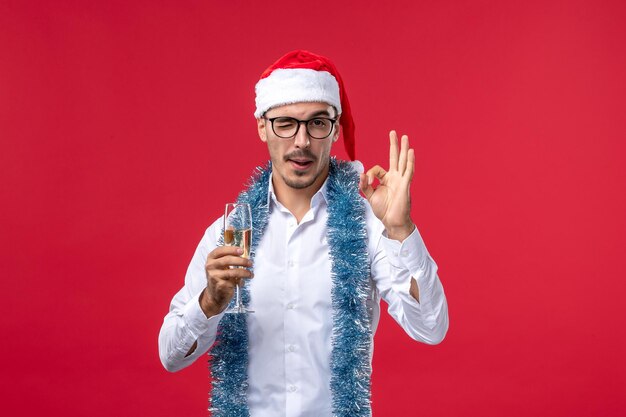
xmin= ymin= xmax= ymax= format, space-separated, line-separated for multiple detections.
xmin=1 ymin=1 xmax=625 ymax=415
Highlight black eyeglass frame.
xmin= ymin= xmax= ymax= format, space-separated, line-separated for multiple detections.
xmin=264 ymin=116 xmax=338 ymax=140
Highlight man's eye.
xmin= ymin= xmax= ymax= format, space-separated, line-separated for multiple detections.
xmin=311 ymin=119 xmax=327 ymax=127
xmin=275 ymin=118 xmax=296 ymax=127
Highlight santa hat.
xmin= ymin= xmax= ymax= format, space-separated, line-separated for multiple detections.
xmin=254 ymin=50 xmax=356 ymax=160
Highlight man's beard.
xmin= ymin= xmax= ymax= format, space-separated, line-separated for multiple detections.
xmin=282 ymin=171 xmax=318 ymax=189
xmin=279 ymin=149 xmax=326 ymax=190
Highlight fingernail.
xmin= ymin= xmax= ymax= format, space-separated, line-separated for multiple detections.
xmin=237 ymin=248 xmax=243 ymax=254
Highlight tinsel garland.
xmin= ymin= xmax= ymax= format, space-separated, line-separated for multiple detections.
xmin=208 ymin=158 xmax=372 ymax=417
xmin=208 ymin=163 xmax=270 ymax=417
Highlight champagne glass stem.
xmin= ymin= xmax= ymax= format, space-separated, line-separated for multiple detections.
xmin=235 ymin=282 xmax=242 ymax=312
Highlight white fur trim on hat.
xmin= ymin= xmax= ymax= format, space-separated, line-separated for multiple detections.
xmin=254 ymin=68 xmax=342 ymax=118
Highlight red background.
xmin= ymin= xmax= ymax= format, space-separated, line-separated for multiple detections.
xmin=1 ymin=0 xmax=625 ymax=415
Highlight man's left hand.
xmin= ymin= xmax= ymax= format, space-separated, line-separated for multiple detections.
xmin=359 ymin=130 xmax=416 ymax=241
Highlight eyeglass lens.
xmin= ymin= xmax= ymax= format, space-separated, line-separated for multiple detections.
xmin=271 ymin=117 xmax=334 ymax=139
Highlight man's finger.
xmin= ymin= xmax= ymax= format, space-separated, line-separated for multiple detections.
xmin=365 ymin=165 xmax=387 ymax=187
xmin=208 ymin=245 xmax=244 ymax=259
xmin=211 ymin=267 xmax=254 ymax=282
xmin=389 ymin=131 xmax=399 ymax=172
xmin=405 ymin=148 xmax=415 ymax=183
xmin=359 ymin=173 xmax=374 ymax=199
xmin=208 ymin=254 xmax=253 ymax=270
xmin=398 ymin=134 xmax=409 ymax=175
xmin=217 ymin=268 xmax=254 ymax=280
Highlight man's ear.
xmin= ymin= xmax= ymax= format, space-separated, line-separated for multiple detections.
xmin=332 ymin=110 xmax=341 ymax=143
xmin=332 ymin=123 xmax=341 ymax=143
xmin=257 ymin=118 xmax=268 ymax=143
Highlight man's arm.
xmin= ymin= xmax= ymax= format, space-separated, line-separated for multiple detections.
xmin=360 ymin=131 xmax=448 ymax=344
xmin=158 ymin=284 xmax=223 ymax=372
xmin=159 ymin=217 xmax=255 ymax=372
xmin=158 ymin=223 xmax=223 ymax=372
xmin=371 ymin=222 xmax=449 ymax=344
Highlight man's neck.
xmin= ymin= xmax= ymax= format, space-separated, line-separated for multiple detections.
xmin=272 ymin=168 xmax=328 ymax=223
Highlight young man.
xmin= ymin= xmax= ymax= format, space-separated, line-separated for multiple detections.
xmin=159 ymin=50 xmax=449 ymax=417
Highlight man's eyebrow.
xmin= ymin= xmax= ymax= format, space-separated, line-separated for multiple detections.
xmin=309 ymin=110 xmax=336 ymax=118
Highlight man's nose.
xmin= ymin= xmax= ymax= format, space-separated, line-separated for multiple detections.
xmin=293 ymin=122 xmax=310 ymax=148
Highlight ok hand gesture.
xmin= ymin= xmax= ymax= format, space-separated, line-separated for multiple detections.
xmin=359 ymin=131 xmax=416 ymax=241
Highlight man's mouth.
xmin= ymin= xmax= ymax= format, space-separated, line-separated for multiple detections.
xmin=288 ymin=158 xmax=314 ymax=170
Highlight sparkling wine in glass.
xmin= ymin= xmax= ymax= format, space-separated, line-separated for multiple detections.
xmin=223 ymin=203 xmax=253 ymax=314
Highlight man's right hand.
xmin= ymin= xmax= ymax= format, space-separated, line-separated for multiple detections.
xmin=200 ymin=246 xmax=253 ymax=317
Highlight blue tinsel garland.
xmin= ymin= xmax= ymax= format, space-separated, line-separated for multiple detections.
xmin=209 ymin=159 xmax=372 ymax=417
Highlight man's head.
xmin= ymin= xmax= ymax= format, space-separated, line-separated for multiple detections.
xmin=254 ymin=50 xmax=355 ymax=193
xmin=257 ymin=101 xmax=339 ymax=191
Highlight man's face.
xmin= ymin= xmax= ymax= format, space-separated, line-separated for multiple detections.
xmin=257 ymin=102 xmax=339 ymax=192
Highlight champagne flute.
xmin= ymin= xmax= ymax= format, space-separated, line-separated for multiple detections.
xmin=223 ymin=202 xmax=253 ymax=314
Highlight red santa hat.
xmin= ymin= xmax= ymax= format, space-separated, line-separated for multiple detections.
xmin=254 ymin=50 xmax=356 ymax=160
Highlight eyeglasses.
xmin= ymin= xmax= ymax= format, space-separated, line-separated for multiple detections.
xmin=265 ymin=116 xmax=337 ymax=139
